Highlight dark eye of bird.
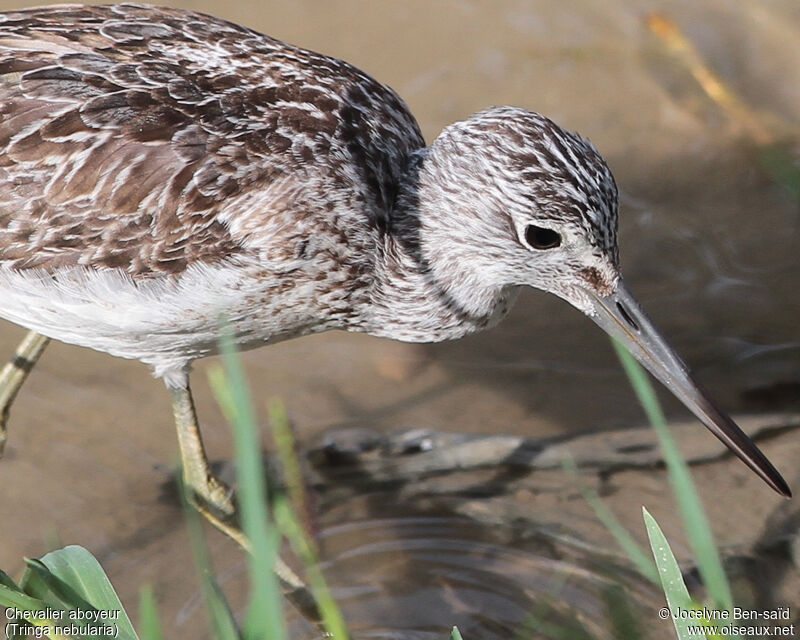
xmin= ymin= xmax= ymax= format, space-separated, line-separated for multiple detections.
xmin=524 ymin=225 xmax=561 ymax=250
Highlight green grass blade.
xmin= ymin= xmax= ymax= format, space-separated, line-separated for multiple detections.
xmin=602 ymin=583 xmax=644 ymax=640
xmin=138 ymin=586 xmax=164 ymax=640
xmin=516 ymin=615 xmax=595 ymax=640
xmin=513 ymin=573 xmax=596 ymax=640
xmin=179 ymin=476 xmax=241 ymax=640
xmin=269 ymin=399 xmax=310 ymax=529
xmin=612 ymin=340 xmax=733 ymax=610
xmin=642 ymin=507 xmax=700 ymax=640
xmin=269 ymin=399 xmax=350 ymax=639
xmin=449 ymin=627 xmax=464 ymax=640
xmin=211 ymin=328 xmax=285 ymax=640
xmin=562 ymin=457 xmax=659 ymax=584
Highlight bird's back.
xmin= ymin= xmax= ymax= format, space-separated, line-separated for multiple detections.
xmin=0 ymin=3 xmax=425 ymax=276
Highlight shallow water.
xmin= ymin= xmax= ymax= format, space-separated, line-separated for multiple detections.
xmin=0 ymin=0 xmax=798 ymax=638
xmin=289 ymin=515 xmax=659 ymax=639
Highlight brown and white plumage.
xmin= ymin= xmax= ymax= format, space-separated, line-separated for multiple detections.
xmin=0 ymin=3 xmax=789 ymax=499
xmin=0 ymin=3 xmax=430 ymax=380
xmin=0 ymin=3 xmax=613 ymax=380
xmin=0 ymin=3 xmax=420 ymax=273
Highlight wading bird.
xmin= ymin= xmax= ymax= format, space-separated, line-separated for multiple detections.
xmin=0 ymin=3 xmax=790 ymax=542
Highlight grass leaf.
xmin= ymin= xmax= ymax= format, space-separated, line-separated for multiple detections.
xmin=612 ymin=340 xmax=733 ymax=610
xmin=603 ymin=583 xmax=644 ymax=640
xmin=211 ymin=327 xmax=285 ymax=640
xmin=642 ymin=507 xmax=700 ymax=640
xmin=138 ymin=586 xmax=164 ymax=640
xmin=562 ymin=457 xmax=659 ymax=584
xmin=179 ymin=475 xmax=241 ymax=640
xmin=269 ymin=399 xmax=350 ymax=639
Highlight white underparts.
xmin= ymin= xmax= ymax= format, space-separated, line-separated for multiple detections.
xmin=0 ymin=261 xmax=317 ymax=381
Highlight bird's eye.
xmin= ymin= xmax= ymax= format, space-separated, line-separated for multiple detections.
xmin=524 ymin=225 xmax=561 ymax=250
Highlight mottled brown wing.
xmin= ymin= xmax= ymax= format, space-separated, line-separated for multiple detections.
xmin=0 ymin=3 xmax=424 ymax=275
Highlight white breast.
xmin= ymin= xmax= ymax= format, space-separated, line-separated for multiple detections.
xmin=0 ymin=261 xmax=330 ymax=381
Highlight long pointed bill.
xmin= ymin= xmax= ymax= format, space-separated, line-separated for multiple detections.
xmin=586 ymin=280 xmax=791 ymax=497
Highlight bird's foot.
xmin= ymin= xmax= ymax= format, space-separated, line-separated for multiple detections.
xmin=182 ymin=464 xmax=324 ymax=623
xmin=194 ymin=472 xmax=237 ymax=518
xmin=182 ymin=471 xmax=251 ymax=548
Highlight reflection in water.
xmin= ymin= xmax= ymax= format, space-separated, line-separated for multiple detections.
xmin=283 ymin=516 xmax=659 ymax=640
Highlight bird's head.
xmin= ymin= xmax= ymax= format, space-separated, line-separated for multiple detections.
xmin=415 ymin=107 xmax=620 ymax=315
xmin=412 ymin=106 xmax=789 ymax=496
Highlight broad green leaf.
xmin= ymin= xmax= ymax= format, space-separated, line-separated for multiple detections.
xmin=0 ymin=582 xmax=59 ymax=614
xmin=34 ymin=546 xmax=139 ymax=640
xmin=0 ymin=569 xmax=21 ymax=591
xmin=24 ymin=559 xmax=100 ymax=612
xmin=0 ymin=583 xmax=70 ymax=640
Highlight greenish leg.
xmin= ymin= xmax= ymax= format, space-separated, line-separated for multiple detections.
xmin=169 ymin=382 xmax=323 ymax=624
xmin=0 ymin=331 xmax=50 ymax=456
xmin=170 ymin=383 xmax=237 ymax=520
